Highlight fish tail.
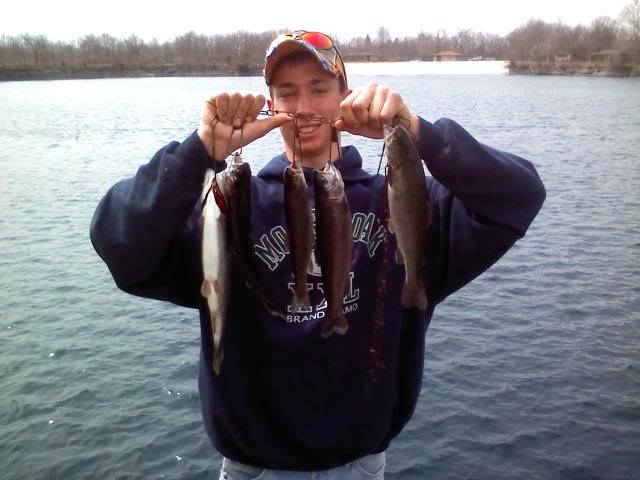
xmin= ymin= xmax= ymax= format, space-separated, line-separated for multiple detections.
xmin=401 ymin=281 xmax=428 ymax=311
xmin=244 ymin=273 xmax=286 ymax=319
xmin=320 ymin=312 xmax=348 ymax=339
xmin=320 ymin=316 xmax=334 ymax=339
xmin=255 ymin=289 xmax=286 ymax=320
xmin=291 ymin=290 xmax=311 ymax=313
xmin=333 ymin=313 xmax=349 ymax=336
xmin=212 ymin=346 xmax=224 ymax=375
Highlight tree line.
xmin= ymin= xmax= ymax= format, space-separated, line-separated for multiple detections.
xmin=1 ymin=1 xmax=638 ymax=76
xmin=0 ymin=31 xmax=278 ymax=73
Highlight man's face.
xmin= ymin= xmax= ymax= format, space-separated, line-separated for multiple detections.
xmin=268 ymin=57 xmax=347 ymax=161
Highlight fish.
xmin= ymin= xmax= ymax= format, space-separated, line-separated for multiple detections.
xmin=200 ymin=168 xmax=230 ymax=375
xmin=224 ymin=153 xmax=252 ymax=261
xmin=284 ymin=160 xmax=314 ymax=312
xmin=313 ymin=161 xmax=353 ymax=338
xmin=225 ymin=153 xmax=285 ymax=320
xmin=384 ymin=124 xmax=430 ymax=311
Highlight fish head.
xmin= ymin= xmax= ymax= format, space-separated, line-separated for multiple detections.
xmin=223 ymin=153 xmax=251 ymax=192
xmin=383 ymin=125 xmax=415 ymax=169
xmin=285 ymin=164 xmax=306 ymax=185
xmin=313 ymin=161 xmax=345 ymax=198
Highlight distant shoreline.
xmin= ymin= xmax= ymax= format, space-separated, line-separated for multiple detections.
xmin=507 ymin=60 xmax=640 ymax=77
xmin=2 ymin=61 xmax=639 ymax=81
xmin=0 ymin=65 xmax=263 ymax=82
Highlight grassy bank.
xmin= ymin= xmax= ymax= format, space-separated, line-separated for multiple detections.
xmin=508 ymin=60 xmax=640 ymax=77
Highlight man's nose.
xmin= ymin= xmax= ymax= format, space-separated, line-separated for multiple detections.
xmin=294 ymin=93 xmax=314 ymax=114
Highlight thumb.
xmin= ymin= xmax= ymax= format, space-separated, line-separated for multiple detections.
xmin=251 ymin=112 xmax=292 ymax=139
xmin=334 ymin=118 xmax=349 ymax=132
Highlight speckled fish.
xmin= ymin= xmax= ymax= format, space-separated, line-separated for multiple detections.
xmin=200 ymin=168 xmax=230 ymax=375
xmin=284 ymin=160 xmax=314 ymax=312
xmin=313 ymin=161 xmax=353 ymax=338
xmin=384 ymin=124 xmax=430 ymax=311
xmin=226 ymin=153 xmax=284 ymax=320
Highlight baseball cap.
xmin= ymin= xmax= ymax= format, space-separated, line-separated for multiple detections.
xmin=264 ymin=30 xmax=347 ymax=89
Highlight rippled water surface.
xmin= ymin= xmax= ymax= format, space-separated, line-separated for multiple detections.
xmin=1 ymin=75 xmax=639 ymax=479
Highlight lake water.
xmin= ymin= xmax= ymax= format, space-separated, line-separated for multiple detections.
xmin=1 ymin=72 xmax=639 ymax=480
xmin=345 ymin=60 xmax=508 ymax=75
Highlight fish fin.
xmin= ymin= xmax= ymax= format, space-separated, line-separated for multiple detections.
xmin=401 ymin=281 xmax=428 ymax=311
xmin=320 ymin=312 xmax=348 ymax=338
xmin=320 ymin=317 xmax=334 ymax=339
xmin=253 ymin=287 xmax=286 ymax=320
xmin=267 ymin=308 xmax=286 ymax=320
xmin=201 ymin=280 xmax=212 ymax=297
xmin=291 ymin=290 xmax=311 ymax=313
xmin=212 ymin=347 xmax=224 ymax=376
xmin=395 ymin=248 xmax=404 ymax=265
xmin=333 ymin=314 xmax=349 ymax=336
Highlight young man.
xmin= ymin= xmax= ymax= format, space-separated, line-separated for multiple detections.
xmin=91 ymin=31 xmax=546 ymax=479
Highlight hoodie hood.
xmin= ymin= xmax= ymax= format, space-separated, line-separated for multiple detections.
xmin=257 ymin=145 xmax=372 ymax=183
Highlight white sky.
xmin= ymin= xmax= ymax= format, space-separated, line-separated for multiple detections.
xmin=1 ymin=0 xmax=632 ymax=42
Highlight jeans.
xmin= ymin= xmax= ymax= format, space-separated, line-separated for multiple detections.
xmin=218 ymin=452 xmax=386 ymax=480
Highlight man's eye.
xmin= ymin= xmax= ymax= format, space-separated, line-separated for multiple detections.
xmin=280 ymin=92 xmax=294 ymax=98
xmin=313 ymin=89 xmax=328 ymax=95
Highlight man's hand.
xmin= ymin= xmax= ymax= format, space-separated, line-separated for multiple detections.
xmin=197 ymin=93 xmax=291 ymax=161
xmin=335 ymin=83 xmax=420 ymax=141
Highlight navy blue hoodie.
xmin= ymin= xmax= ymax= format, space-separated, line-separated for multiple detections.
xmin=90 ymin=117 xmax=545 ymax=471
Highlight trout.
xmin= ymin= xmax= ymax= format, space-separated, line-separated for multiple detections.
xmin=225 ymin=153 xmax=252 ymax=263
xmin=313 ymin=161 xmax=353 ymax=338
xmin=200 ymin=168 xmax=230 ymax=375
xmin=284 ymin=160 xmax=314 ymax=312
xmin=384 ymin=124 xmax=430 ymax=311
xmin=226 ymin=153 xmax=285 ymax=320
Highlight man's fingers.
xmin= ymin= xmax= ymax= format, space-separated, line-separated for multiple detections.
xmin=263 ymin=111 xmax=293 ymax=130
xmin=369 ymin=86 xmax=389 ymax=127
xmin=246 ymin=94 xmax=266 ymax=123
xmin=380 ymin=91 xmax=403 ymax=126
xmin=204 ymin=98 xmax=218 ymax=125
xmin=340 ymin=90 xmax=360 ymax=127
xmin=235 ymin=94 xmax=255 ymax=127
xmin=351 ymin=83 xmax=376 ymax=125
xmin=226 ymin=93 xmax=243 ymax=125
xmin=251 ymin=112 xmax=292 ymax=138
xmin=215 ymin=93 xmax=229 ymax=122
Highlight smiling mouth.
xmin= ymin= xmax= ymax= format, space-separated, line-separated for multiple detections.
xmin=298 ymin=124 xmax=322 ymax=135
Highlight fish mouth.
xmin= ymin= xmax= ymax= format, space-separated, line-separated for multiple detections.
xmin=383 ymin=125 xmax=396 ymax=140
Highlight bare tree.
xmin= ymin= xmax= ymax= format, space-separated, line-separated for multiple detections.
xmin=587 ymin=17 xmax=618 ymax=53
xmin=619 ymin=0 xmax=640 ymax=52
xmin=376 ymin=26 xmax=390 ymax=45
xmin=1 ymin=20 xmax=638 ymax=80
